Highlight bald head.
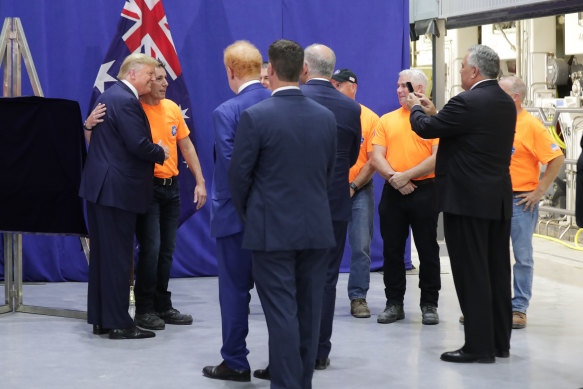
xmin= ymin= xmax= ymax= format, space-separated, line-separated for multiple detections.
xmin=301 ymin=43 xmax=336 ymax=83
xmin=499 ymin=75 xmax=526 ymax=112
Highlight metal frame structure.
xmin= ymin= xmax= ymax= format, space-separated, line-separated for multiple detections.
xmin=1 ymin=17 xmax=87 ymax=320
xmin=525 ymin=106 xmax=583 ymax=238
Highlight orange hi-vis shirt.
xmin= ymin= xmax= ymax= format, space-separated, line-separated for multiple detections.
xmin=141 ymin=99 xmax=190 ymax=179
xmin=372 ymin=107 xmax=437 ymax=180
xmin=510 ymin=109 xmax=564 ymax=191
xmin=349 ymin=104 xmax=380 ymax=183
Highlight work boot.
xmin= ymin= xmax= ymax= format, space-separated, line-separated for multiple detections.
xmin=421 ymin=305 xmax=439 ymax=325
xmin=512 ymin=311 xmax=526 ymax=329
xmin=350 ymin=298 xmax=371 ymax=318
xmin=377 ymin=304 xmax=405 ymax=324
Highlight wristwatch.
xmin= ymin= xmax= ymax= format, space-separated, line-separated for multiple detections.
xmin=350 ymin=182 xmax=358 ymax=191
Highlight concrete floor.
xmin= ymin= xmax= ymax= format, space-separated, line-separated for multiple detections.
xmin=1 ymin=236 xmax=582 ymax=389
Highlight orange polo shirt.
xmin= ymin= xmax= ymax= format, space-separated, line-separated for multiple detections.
xmin=510 ymin=109 xmax=564 ymax=191
xmin=141 ymin=99 xmax=190 ymax=179
xmin=372 ymin=107 xmax=437 ymax=180
xmin=349 ymin=104 xmax=379 ymax=183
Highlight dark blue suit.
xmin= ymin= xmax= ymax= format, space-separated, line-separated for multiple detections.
xmin=210 ymin=81 xmax=271 ymax=370
xmin=301 ymin=79 xmax=361 ymax=361
xmin=228 ymin=88 xmax=337 ymax=389
xmin=79 ymin=81 xmax=165 ymax=329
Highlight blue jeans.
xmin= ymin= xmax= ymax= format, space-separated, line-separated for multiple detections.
xmin=511 ymin=195 xmax=538 ymax=314
xmin=135 ymin=181 xmax=181 ymax=314
xmin=347 ymin=182 xmax=374 ymax=300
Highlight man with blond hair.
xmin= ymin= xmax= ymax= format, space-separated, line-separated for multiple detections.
xmin=203 ymin=40 xmax=271 ymax=382
xmin=80 ymin=53 xmax=169 ymax=340
xmin=86 ymin=60 xmax=207 ymax=332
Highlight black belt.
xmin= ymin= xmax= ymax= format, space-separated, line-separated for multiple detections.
xmin=153 ymin=176 xmax=177 ymax=186
xmin=513 ymin=191 xmax=530 ymax=195
xmin=411 ymin=178 xmax=435 ymax=186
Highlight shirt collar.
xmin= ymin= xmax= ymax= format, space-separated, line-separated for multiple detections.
xmin=121 ymin=80 xmax=139 ymax=99
xmin=271 ymin=86 xmax=300 ymax=96
xmin=470 ymin=78 xmax=493 ymax=90
xmin=238 ymin=80 xmax=260 ymax=94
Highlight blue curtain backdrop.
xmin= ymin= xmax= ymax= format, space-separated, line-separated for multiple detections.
xmin=0 ymin=0 xmax=410 ymax=281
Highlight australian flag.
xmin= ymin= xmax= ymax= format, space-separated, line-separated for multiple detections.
xmin=88 ymin=0 xmax=196 ymax=225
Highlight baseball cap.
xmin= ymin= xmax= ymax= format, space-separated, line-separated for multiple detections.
xmin=331 ymin=68 xmax=357 ymax=84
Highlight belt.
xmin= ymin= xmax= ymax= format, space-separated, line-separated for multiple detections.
xmin=153 ymin=176 xmax=177 ymax=186
xmin=513 ymin=191 xmax=530 ymax=195
xmin=411 ymin=178 xmax=435 ymax=186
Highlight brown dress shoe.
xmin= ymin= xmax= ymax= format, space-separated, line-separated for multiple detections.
xmin=202 ymin=361 xmax=250 ymax=382
xmin=512 ymin=311 xmax=526 ymax=329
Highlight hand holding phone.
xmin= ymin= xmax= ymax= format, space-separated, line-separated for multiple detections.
xmin=406 ymin=81 xmax=414 ymax=93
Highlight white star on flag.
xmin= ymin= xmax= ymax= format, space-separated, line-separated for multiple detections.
xmin=94 ymin=61 xmax=117 ymax=93
xmin=179 ymin=104 xmax=189 ymax=120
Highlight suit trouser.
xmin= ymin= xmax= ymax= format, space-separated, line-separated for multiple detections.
xmin=378 ymin=182 xmax=440 ymax=306
xmin=317 ymin=220 xmax=348 ymax=360
xmin=216 ymin=232 xmax=254 ymax=370
xmin=86 ymin=201 xmax=136 ymax=329
xmin=443 ymin=212 xmax=512 ymax=355
xmin=253 ymin=249 xmax=327 ymax=389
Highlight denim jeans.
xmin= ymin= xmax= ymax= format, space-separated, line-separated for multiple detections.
xmin=511 ymin=195 xmax=538 ymax=314
xmin=135 ymin=180 xmax=181 ymax=314
xmin=347 ymin=182 xmax=374 ymax=300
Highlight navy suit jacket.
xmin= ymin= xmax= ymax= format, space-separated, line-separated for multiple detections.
xmin=79 ymin=81 xmax=165 ymax=214
xmin=409 ymin=79 xmax=516 ymax=220
xmin=210 ymin=82 xmax=271 ymax=238
xmin=228 ymin=88 xmax=337 ymax=251
xmin=301 ymin=79 xmax=361 ymax=222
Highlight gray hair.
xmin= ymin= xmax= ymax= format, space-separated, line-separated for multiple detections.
xmin=467 ymin=44 xmax=500 ymax=79
xmin=399 ymin=68 xmax=428 ymax=90
xmin=304 ymin=44 xmax=336 ymax=78
xmin=500 ymin=75 xmax=527 ymax=103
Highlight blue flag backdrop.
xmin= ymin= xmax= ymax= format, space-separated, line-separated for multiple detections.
xmin=0 ymin=0 xmax=410 ymax=281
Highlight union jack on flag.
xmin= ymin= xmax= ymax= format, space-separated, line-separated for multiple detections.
xmin=88 ymin=0 xmax=197 ymax=224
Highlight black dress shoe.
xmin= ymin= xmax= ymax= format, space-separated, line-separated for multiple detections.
xmin=496 ymin=350 xmax=510 ymax=358
xmin=109 ymin=326 xmax=155 ymax=339
xmin=158 ymin=308 xmax=193 ymax=325
xmin=253 ymin=366 xmax=270 ymax=380
xmin=92 ymin=324 xmax=110 ymax=335
xmin=441 ymin=349 xmax=495 ymax=363
xmin=202 ymin=361 xmax=250 ymax=382
xmin=315 ymin=358 xmax=330 ymax=370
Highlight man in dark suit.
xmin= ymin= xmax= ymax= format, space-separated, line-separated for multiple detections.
xmin=80 ymin=53 xmax=169 ymax=339
xmin=406 ymin=44 xmax=516 ymax=362
xmin=228 ymin=39 xmax=337 ymax=389
xmin=202 ymin=41 xmax=271 ymax=383
xmin=300 ymin=43 xmax=361 ymax=370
